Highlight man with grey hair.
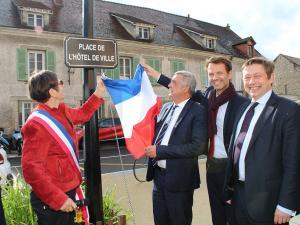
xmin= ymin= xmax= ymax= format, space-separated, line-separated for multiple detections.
xmin=173 ymin=70 xmax=197 ymax=96
xmin=145 ymin=71 xmax=208 ymax=225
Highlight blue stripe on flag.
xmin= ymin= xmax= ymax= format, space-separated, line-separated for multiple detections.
xmin=102 ymin=64 xmax=144 ymax=105
xmin=36 ymin=110 xmax=78 ymax=162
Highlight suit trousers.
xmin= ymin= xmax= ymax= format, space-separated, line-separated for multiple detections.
xmin=233 ymin=181 xmax=289 ymax=225
xmin=206 ymin=157 xmax=236 ymax=225
xmin=30 ymin=189 xmax=76 ymax=225
xmin=152 ymin=167 xmax=194 ymax=225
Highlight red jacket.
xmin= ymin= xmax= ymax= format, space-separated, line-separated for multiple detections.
xmin=21 ymin=94 xmax=103 ymax=210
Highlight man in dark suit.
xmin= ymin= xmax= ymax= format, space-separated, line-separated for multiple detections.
xmin=143 ymin=56 xmax=248 ymax=225
xmin=224 ymin=57 xmax=300 ymax=225
xmin=145 ymin=71 xmax=207 ymax=225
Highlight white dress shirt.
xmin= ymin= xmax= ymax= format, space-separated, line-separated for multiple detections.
xmin=157 ymin=99 xmax=189 ymax=168
xmin=213 ymin=102 xmax=228 ymax=158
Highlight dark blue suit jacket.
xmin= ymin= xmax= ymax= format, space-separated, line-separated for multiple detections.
xmin=146 ymin=99 xmax=208 ymax=192
xmin=224 ymin=92 xmax=300 ymax=222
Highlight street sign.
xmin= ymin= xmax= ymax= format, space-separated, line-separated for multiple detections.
xmin=64 ymin=36 xmax=118 ymax=68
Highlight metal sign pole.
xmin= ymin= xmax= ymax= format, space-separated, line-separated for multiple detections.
xmin=82 ymin=0 xmax=103 ymax=224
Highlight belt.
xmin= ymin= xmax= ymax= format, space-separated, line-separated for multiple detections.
xmin=156 ymin=166 xmax=166 ymax=172
xmin=208 ymin=157 xmax=228 ymax=164
xmin=236 ymin=180 xmax=245 ymax=185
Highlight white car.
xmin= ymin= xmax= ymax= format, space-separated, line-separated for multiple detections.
xmin=0 ymin=132 xmax=13 ymax=186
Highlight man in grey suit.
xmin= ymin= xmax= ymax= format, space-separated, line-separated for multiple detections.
xmin=224 ymin=57 xmax=300 ymax=225
xmin=145 ymin=71 xmax=207 ymax=225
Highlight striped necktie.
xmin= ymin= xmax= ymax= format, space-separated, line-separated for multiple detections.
xmin=155 ymin=105 xmax=178 ymax=145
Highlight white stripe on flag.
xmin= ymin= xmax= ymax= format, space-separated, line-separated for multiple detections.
xmin=115 ymin=71 xmax=157 ymax=138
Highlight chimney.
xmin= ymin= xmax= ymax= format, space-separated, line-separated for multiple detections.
xmin=187 ymin=14 xmax=190 ymax=22
xmin=226 ymin=23 xmax=230 ymax=30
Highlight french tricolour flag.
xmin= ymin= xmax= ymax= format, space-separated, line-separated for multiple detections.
xmin=102 ymin=64 xmax=162 ymax=159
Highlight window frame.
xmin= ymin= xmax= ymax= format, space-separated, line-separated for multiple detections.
xmin=206 ymin=38 xmax=216 ymax=49
xmin=138 ymin=27 xmax=150 ymax=40
xmin=119 ymin=56 xmax=132 ymax=80
xmin=247 ymin=45 xmax=254 ymax=57
xmin=27 ymin=13 xmax=44 ymax=27
xmin=20 ymin=101 xmax=36 ymax=126
xmin=28 ymin=50 xmax=45 ymax=76
xmin=200 ymin=61 xmax=209 ymax=88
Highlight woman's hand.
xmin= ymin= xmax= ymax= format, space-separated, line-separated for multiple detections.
xmin=60 ymin=198 xmax=77 ymax=212
xmin=94 ymin=78 xmax=106 ymax=98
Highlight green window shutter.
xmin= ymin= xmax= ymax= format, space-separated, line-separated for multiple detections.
xmin=104 ymin=66 xmax=120 ymax=80
xmin=171 ymin=61 xmax=178 ymax=74
xmin=132 ymin=57 xmax=140 ymax=73
xmin=16 ymin=48 xmax=27 ymax=81
xmin=112 ymin=66 xmax=120 ymax=79
xmin=171 ymin=60 xmax=185 ymax=74
xmin=46 ymin=50 xmax=56 ymax=72
xmin=146 ymin=58 xmax=161 ymax=84
xmin=104 ymin=69 xmax=113 ymax=79
xmin=179 ymin=61 xmax=185 ymax=71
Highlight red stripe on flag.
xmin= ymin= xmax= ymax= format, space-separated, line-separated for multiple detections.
xmin=125 ymin=97 xmax=162 ymax=159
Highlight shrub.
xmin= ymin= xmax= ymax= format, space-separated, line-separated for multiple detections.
xmin=2 ymin=178 xmax=132 ymax=225
xmin=2 ymin=177 xmax=37 ymax=225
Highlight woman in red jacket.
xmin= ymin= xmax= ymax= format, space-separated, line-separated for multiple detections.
xmin=21 ymin=70 xmax=105 ymax=225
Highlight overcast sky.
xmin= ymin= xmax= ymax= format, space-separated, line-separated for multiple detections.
xmin=105 ymin=0 xmax=300 ymax=60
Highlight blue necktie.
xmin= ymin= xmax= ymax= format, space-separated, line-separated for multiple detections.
xmin=233 ymin=102 xmax=259 ymax=178
xmin=155 ymin=105 xmax=178 ymax=145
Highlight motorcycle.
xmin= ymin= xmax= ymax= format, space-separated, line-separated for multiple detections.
xmin=0 ymin=131 xmax=14 ymax=186
xmin=12 ymin=130 xmax=22 ymax=155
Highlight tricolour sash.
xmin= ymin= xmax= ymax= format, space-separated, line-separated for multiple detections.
xmin=27 ymin=110 xmax=89 ymax=225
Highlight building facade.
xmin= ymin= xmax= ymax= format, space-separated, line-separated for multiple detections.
xmin=274 ymin=54 xmax=300 ymax=99
xmin=0 ymin=0 xmax=260 ymax=134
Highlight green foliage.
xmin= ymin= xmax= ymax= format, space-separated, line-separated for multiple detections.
xmin=2 ymin=178 xmax=132 ymax=225
xmin=2 ymin=177 xmax=37 ymax=225
xmin=103 ymin=185 xmax=133 ymax=225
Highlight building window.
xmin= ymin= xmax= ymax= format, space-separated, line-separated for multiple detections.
xmin=119 ymin=57 xmax=132 ymax=79
xmin=247 ymin=45 xmax=254 ymax=57
xmin=235 ymin=72 xmax=243 ymax=92
xmin=18 ymin=101 xmax=36 ymax=126
xmin=27 ymin=14 xmax=43 ymax=27
xmin=206 ymin=38 xmax=216 ymax=49
xmin=138 ymin=27 xmax=150 ymax=39
xmin=200 ymin=61 xmax=209 ymax=87
xmin=28 ymin=50 xmax=45 ymax=76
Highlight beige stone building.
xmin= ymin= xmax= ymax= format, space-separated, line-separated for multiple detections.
xmin=0 ymin=0 xmax=260 ymax=134
xmin=274 ymin=54 xmax=300 ymax=99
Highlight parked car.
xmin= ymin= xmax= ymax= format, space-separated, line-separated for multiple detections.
xmin=77 ymin=118 xmax=124 ymax=149
xmin=98 ymin=118 xmax=124 ymax=141
xmin=0 ymin=131 xmax=14 ymax=186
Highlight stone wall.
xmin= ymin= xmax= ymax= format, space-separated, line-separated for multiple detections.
xmin=274 ymin=55 xmax=300 ymax=98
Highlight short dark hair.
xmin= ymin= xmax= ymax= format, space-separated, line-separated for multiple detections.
xmin=242 ymin=57 xmax=274 ymax=78
xmin=28 ymin=70 xmax=59 ymax=102
xmin=205 ymin=56 xmax=232 ymax=73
